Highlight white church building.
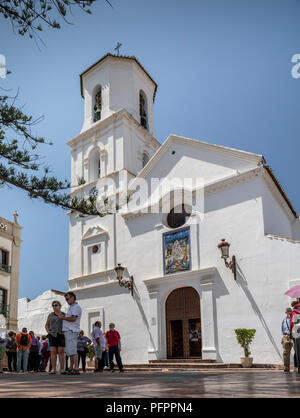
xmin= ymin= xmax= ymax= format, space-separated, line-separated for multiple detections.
xmin=21 ymin=54 xmax=300 ymax=365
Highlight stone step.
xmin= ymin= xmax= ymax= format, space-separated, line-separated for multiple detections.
xmin=86 ymin=363 xmax=279 ymax=371
xmin=149 ymin=359 xmax=216 ymax=364
xmin=123 ymin=363 xmax=242 ymax=369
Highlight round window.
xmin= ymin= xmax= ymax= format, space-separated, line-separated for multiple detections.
xmin=167 ymin=205 xmax=191 ymax=229
xmin=92 ymin=245 xmax=99 ymax=254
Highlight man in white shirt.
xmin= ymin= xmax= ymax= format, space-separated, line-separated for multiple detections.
xmin=92 ymin=321 xmax=106 ymax=372
xmin=57 ymin=291 xmax=82 ymax=375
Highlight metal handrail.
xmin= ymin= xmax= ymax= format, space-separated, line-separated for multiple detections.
xmin=0 ymin=303 xmax=10 ymax=318
xmin=0 ymin=264 xmax=11 ymax=273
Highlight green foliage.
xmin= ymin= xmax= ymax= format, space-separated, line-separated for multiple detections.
xmin=87 ymin=343 xmax=94 ymax=360
xmin=0 ymin=0 xmax=112 ymax=39
xmin=234 ymin=328 xmax=256 ymax=358
xmin=0 ymin=92 xmax=116 ymax=217
xmin=77 ymin=176 xmax=86 ymax=186
xmin=0 ymin=0 xmax=113 ymax=215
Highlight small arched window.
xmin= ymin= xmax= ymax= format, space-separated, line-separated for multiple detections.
xmin=139 ymin=90 xmax=148 ymax=130
xmin=89 ymin=148 xmax=101 ymax=182
xmin=93 ymin=87 xmax=102 ymax=122
xmin=142 ymin=151 xmax=150 ymax=168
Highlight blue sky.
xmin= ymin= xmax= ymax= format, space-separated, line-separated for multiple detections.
xmin=1 ymin=0 xmax=300 ymax=299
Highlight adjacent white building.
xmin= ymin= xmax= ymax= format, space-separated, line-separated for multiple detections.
xmin=0 ymin=213 xmax=22 ymax=331
xmin=18 ymin=289 xmax=67 ymax=335
xmin=18 ymin=54 xmax=300 ymax=365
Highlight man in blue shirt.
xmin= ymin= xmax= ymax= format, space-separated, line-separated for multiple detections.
xmin=281 ymin=307 xmax=293 ymax=372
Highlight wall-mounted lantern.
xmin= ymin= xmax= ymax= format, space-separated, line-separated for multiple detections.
xmin=217 ymin=239 xmax=237 ymax=280
xmin=114 ymin=263 xmax=134 ymax=296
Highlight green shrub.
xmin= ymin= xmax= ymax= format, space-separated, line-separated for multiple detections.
xmin=234 ymin=328 xmax=256 ymax=358
xmin=87 ymin=343 xmax=95 ymax=360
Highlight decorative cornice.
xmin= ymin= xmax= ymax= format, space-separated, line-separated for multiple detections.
xmin=68 ymin=267 xmax=116 ymax=283
xmin=69 ymin=168 xmax=136 ymax=197
xmin=132 ymin=134 xmax=265 ymax=187
xmin=121 ymin=166 xmax=262 ymax=220
xmin=204 ymin=166 xmax=262 ymax=195
xmin=67 ymin=108 xmax=160 ymax=150
xmin=82 ymin=225 xmax=108 ymax=241
xmin=143 ymin=267 xmax=217 ymax=289
xmin=265 ymin=233 xmax=300 ymax=244
xmin=121 ymin=164 xmax=299 ymax=224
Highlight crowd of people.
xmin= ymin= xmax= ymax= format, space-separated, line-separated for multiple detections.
xmin=0 ymin=291 xmax=124 ymax=374
xmin=282 ymin=300 xmax=300 ymax=373
xmin=3 ymin=290 xmax=300 ymax=374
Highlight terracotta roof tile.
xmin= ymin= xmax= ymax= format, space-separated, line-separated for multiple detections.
xmin=264 ymin=165 xmax=298 ymax=218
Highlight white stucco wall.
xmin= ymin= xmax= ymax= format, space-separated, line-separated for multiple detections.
xmin=0 ymin=214 xmax=22 ymax=330
xmin=67 ymin=162 xmax=300 ymax=365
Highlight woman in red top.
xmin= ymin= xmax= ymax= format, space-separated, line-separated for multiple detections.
xmin=106 ymin=323 xmax=124 ymax=372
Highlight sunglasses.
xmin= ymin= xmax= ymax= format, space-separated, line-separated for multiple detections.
xmin=52 ymin=304 xmax=59 ymax=307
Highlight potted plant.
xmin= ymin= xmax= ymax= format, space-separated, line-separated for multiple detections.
xmin=86 ymin=343 xmax=95 ymax=368
xmin=234 ymin=328 xmax=256 ymax=368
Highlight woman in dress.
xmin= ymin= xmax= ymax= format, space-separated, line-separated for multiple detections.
xmin=45 ymin=300 xmax=65 ymax=374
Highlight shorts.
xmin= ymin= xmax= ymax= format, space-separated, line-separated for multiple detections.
xmin=64 ymin=331 xmax=78 ymax=356
xmin=94 ymin=345 xmax=104 ymax=359
xmin=48 ymin=333 xmax=65 ymax=347
xmin=0 ymin=346 xmax=5 ymax=360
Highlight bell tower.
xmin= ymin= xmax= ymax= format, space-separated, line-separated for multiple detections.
xmin=67 ymin=54 xmax=161 ymax=282
xmin=80 ymin=53 xmax=157 ymax=136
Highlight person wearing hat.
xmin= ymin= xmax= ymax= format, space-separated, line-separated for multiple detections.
xmin=281 ymin=307 xmax=293 ymax=372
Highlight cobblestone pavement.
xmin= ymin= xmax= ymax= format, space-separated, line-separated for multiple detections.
xmin=1 ymin=369 xmax=300 ymax=398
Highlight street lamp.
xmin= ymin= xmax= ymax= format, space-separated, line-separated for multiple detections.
xmin=114 ymin=263 xmax=134 ymax=296
xmin=217 ymin=239 xmax=237 ymax=280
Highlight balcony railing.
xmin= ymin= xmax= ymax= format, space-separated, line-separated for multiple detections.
xmin=0 ymin=303 xmax=10 ymax=318
xmin=0 ymin=264 xmax=11 ymax=273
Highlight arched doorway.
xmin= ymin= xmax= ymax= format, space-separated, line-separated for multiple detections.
xmin=166 ymin=287 xmax=202 ymax=358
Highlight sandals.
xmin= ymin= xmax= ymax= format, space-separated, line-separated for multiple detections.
xmin=48 ymin=370 xmax=56 ymax=375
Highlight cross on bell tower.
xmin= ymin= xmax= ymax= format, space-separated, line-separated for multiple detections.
xmin=114 ymin=42 xmax=122 ymax=56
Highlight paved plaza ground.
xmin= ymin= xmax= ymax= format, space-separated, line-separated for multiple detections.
xmin=1 ymin=369 xmax=300 ymax=398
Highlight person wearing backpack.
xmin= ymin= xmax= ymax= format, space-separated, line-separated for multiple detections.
xmin=16 ymin=327 xmax=32 ymax=373
xmin=6 ymin=331 xmax=17 ymax=372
